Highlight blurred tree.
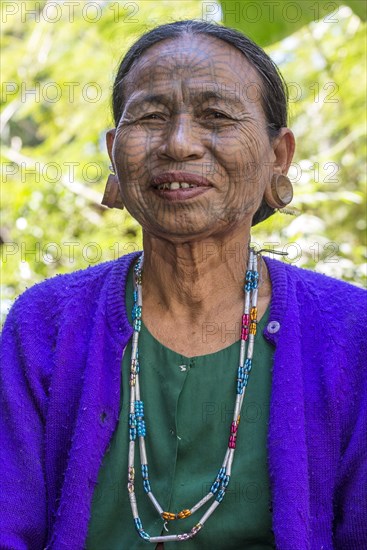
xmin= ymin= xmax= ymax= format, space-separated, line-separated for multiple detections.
xmin=217 ymin=0 xmax=366 ymax=44
xmin=1 ymin=0 xmax=366 ymax=323
xmin=249 ymin=4 xmax=367 ymax=284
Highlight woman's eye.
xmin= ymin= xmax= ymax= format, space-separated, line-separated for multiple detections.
xmin=204 ymin=110 xmax=230 ymax=120
xmin=141 ymin=113 xmax=164 ymax=121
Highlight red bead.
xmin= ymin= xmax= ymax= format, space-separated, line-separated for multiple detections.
xmin=230 ymin=422 xmax=238 ymax=434
xmin=242 ymin=314 xmax=249 ymax=327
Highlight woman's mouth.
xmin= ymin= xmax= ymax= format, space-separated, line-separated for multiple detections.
xmin=156 ymin=182 xmax=198 ymax=190
xmin=153 ymin=184 xmax=211 ymax=201
xmin=151 ymin=172 xmax=213 ymax=200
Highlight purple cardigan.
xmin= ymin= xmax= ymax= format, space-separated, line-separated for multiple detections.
xmin=1 ymin=252 xmax=366 ymax=549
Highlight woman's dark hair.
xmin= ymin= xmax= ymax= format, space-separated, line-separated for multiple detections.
xmin=112 ymin=20 xmax=289 ymax=225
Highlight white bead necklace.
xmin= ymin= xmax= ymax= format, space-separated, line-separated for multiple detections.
xmin=127 ymin=248 xmax=259 ymax=543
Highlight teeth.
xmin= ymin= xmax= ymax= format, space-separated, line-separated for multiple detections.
xmin=157 ymin=182 xmax=198 ymax=190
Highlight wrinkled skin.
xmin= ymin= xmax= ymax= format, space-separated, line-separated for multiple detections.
xmin=108 ymin=34 xmax=293 ymax=241
xmin=107 ymin=34 xmax=295 ymax=356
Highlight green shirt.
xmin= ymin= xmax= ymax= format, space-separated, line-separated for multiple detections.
xmin=87 ymin=264 xmax=275 ymax=549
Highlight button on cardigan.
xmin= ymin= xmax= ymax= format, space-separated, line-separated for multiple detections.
xmin=1 ymin=251 xmax=366 ymax=549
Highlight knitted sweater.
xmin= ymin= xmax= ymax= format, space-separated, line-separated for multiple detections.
xmin=0 ymin=252 xmax=366 ymax=550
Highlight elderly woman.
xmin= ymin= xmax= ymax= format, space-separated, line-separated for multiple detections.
xmin=1 ymin=20 xmax=366 ymax=550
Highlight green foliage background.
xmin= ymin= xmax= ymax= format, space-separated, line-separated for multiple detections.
xmin=1 ymin=0 xmax=366 ymax=321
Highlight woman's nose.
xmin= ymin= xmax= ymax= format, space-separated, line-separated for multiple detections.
xmin=157 ymin=114 xmax=205 ymax=161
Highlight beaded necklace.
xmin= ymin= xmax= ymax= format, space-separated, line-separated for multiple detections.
xmin=128 ymin=247 xmax=259 ymax=544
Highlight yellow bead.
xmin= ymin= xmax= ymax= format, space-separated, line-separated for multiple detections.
xmin=250 ymin=322 xmax=257 ymax=335
xmin=162 ymin=511 xmax=176 ymax=521
xmin=177 ymin=509 xmax=191 ymax=519
xmin=250 ymin=307 xmax=257 ymax=321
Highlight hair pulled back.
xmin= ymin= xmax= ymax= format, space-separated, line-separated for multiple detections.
xmin=112 ymin=20 xmax=289 ymax=225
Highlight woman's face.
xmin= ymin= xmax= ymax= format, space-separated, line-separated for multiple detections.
xmin=108 ymin=34 xmax=282 ymax=242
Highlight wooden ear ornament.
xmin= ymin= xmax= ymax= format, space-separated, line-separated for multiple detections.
xmin=264 ymin=174 xmax=293 ymax=209
xmin=101 ymin=173 xmax=124 ymax=210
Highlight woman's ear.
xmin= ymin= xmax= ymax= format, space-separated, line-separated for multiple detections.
xmin=263 ymin=128 xmax=295 ymax=210
xmin=272 ymin=127 xmax=296 ymax=174
xmin=106 ymin=128 xmax=116 ymax=167
xmin=102 ymin=129 xmax=124 ymax=210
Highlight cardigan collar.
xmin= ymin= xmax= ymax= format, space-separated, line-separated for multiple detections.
xmin=263 ymin=255 xmax=289 ymax=346
xmin=105 ymin=252 xmax=289 ymax=349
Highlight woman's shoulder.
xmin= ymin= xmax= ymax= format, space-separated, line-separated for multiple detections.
xmin=265 ymin=256 xmax=366 ymax=336
xmin=4 ymin=252 xmax=140 ymax=325
xmin=266 ymin=256 xmax=366 ymax=300
xmin=265 ymin=258 xmax=366 ymax=379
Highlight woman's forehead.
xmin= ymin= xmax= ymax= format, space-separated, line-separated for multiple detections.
xmin=123 ymin=34 xmax=261 ymax=100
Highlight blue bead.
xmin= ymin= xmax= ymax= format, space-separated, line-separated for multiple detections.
xmin=221 ymin=475 xmax=230 ymax=488
xmin=211 ymin=480 xmax=219 ymax=494
xmin=139 ymin=531 xmax=150 ymax=541
xmin=135 ymin=401 xmax=144 ymax=418
xmin=137 ymin=420 xmax=146 ymax=437
xmin=216 ymin=488 xmax=225 ymax=503
xmin=132 ymin=305 xmax=142 ymax=321
xmin=245 ymin=358 xmax=252 ymax=370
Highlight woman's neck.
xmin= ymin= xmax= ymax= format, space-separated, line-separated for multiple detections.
xmin=136 ymin=230 xmax=271 ymax=356
xmin=140 ymin=230 xmax=270 ymax=324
